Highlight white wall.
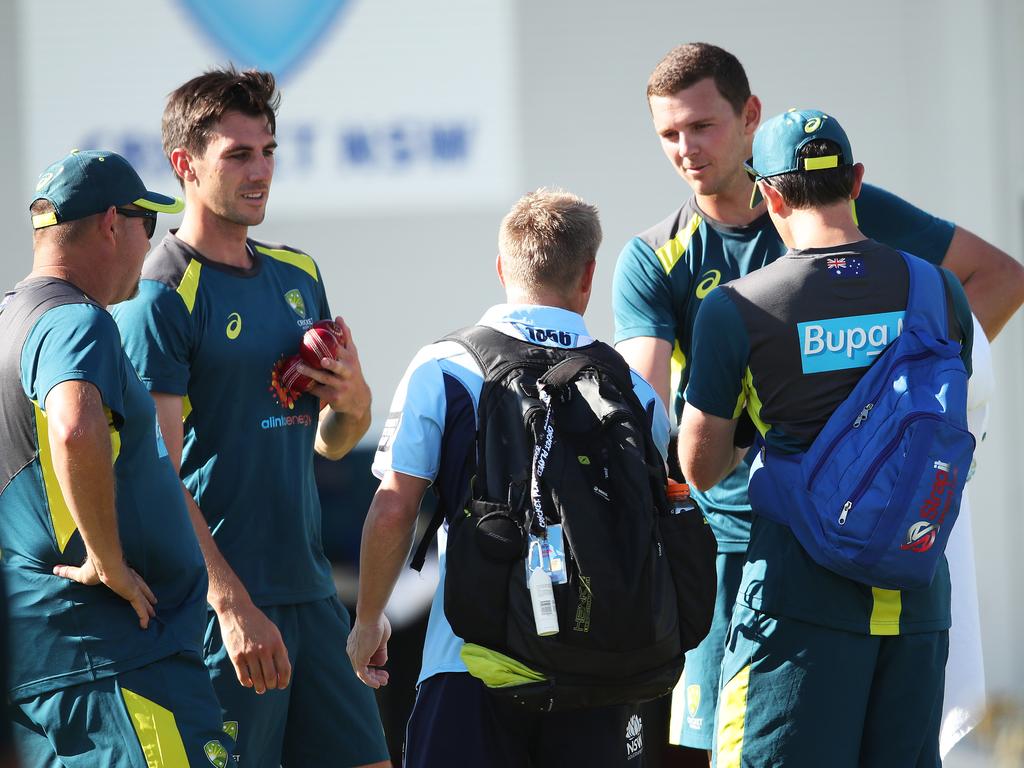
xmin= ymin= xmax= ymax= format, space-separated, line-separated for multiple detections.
xmin=2 ymin=0 xmax=1021 ymax=703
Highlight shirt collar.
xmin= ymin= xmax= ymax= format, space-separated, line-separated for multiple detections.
xmin=478 ymin=303 xmax=595 ymax=348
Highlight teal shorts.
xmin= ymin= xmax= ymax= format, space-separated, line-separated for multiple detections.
xmin=670 ymin=551 xmax=744 ymax=750
xmin=205 ymin=595 xmax=388 ymax=768
xmin=11 ymin=652 xmax=235 ymax=768
xmin=713 ymin=603 xmax=947 ymax=768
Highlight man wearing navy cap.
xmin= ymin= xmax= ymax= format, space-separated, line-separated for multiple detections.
xmin=679 ymin=111 xmax=973 ymax=766
xmin=0 ymin=150 xmax=235 ymax=767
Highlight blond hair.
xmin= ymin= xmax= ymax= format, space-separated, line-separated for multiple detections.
xmin=498 ymin=188 xmax=601 ymax=293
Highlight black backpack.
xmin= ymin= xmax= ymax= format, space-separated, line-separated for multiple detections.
xmin=411 ymin=325 xmax=716 ymax=711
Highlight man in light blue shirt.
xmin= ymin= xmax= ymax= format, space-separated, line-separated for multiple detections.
xmin=348 ymin=189 xmax=670 ymax=767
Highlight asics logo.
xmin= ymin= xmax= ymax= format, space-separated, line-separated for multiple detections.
xmin=226 ymin=312 xmax=242 ymax=340
xmin=694 ymin=269 xmax=721 ymax=299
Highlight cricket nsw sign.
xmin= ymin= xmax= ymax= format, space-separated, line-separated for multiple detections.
xmin=18 ymin=0 xmax=518 ymax=214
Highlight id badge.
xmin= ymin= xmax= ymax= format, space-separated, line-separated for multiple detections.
xmin=526 ymin=525 xmax=568 ymax=585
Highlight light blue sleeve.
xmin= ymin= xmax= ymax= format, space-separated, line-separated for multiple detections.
xmin=22 ymin=304 xmax=126 ymax=424
xmin=371 ymin=348 xmax=449 ymax=482
xmin=630 ymin=370 xmax=671 ymax=462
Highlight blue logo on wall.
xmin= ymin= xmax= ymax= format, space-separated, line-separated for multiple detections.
xmin=178 ymin=0 xmax=350 ymax=80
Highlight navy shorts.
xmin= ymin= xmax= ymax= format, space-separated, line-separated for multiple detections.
xmin=405 ymin=672 xmax=648 ymax=767
xmin=205 ymin=595 xmax=388 ymax=768
xmin=12 ymin=652 xmax=235 ymax=768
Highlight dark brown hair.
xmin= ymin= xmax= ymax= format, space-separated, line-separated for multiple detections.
xmin=647 ymin=43 xmax=751 ymax=114
xmin=162 ymin=67 xmax=280 ymax=178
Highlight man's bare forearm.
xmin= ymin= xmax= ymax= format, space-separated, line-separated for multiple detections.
xmin=46 ymin=381 xmax=125 ymax=572
xmin=180 ymin=484 xmax=253 ymax=614
xmin=942 ymin=227 xmax=1024 ymax=340
xmin=152 ymin=391 xmax=253 ymax=613
xmin=356 ymin=474 xmax=427 ymax=621
xmin=315 ymin=405 xmax=371 ymax=461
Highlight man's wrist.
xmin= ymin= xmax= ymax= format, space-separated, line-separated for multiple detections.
xmin=209 ymin=584 xmax=254 ymax=616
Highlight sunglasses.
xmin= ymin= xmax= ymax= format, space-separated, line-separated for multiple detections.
xmin=115 ymin=207 xmax=158 ymax=239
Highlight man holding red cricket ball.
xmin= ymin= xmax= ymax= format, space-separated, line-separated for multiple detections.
xmin=112 ymin=68 xmax=390 ymax=768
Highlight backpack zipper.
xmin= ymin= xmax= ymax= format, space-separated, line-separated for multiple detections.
xmin=836 ymin=411 xmax=943 ymax=525
xmin=807 ymin=350 xmax=933 ymax=490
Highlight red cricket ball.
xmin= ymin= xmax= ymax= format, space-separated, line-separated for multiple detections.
xmin=299 ymin=320 xmax=345 ymax=368
xmin=280 ymin=354 xmax=314 ymax=395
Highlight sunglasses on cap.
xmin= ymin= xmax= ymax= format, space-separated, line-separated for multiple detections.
xmin=115 ymin=207 xmax=157 ymax=239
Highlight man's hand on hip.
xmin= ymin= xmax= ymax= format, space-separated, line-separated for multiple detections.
xmin=54 ymin=556 xmax=157 ymax=629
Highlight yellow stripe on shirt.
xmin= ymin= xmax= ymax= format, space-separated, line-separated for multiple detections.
xmin=654 ymin=213 xmax=702 ymax=275
xmin=176 ymin=259 xmax=202 ymax=314
xmin=255 ymin=245 xmax=319 ymax=282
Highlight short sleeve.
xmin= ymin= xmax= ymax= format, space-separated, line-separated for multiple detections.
xmin=21 ymin=304 xmax=126 ymax=424
xmin=856 ymin=184 xmax=955 ymax=266
xmin=613 ymin=237 xmax=678 ymax=344
xmin=683 ymin=288 xmax=749 ymax=419
xmin=110 ymin=280 xmax=194 ymax=396
xmin=371 ymin=346 xmax=449 ymax=482
xmin=314 ymin=261 xmax=332 ymax=321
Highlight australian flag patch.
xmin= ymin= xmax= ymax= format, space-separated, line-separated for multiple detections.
xmin=826 ymin=256 xmax=865 ymax=278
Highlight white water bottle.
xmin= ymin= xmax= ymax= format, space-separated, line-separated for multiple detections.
xmin=528 ymin=566 xmax=559 ymax=636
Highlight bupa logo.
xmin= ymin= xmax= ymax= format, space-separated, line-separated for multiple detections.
xmin=178 ymin=1 xmax=350 ymax=80
xmin=625 ymin=714 xmax=644 ymax=760
xmin=798 ymin=311 xmax=904 ymax=374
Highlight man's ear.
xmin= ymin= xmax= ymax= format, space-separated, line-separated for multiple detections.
xmin=579 ymin=258 xmax=597 ymax=296
xmin=169 ymin=147 xmax=196 ymax=184
xmin=850 ymin=162 xmax=866 ymax=200
xmin=495 ymin=252 xmax=506 ymax=288
xmin=760 ymin=180 xmax=786 ymax=216
xmin=99 ymin=206 xmax=119 ymax=242
xmin=743 ymin=95 xmax=762 ymax=137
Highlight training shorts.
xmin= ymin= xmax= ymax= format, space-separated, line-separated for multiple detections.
xmin=205 ymin=595 xmax=388 ymax=768
xmin=714 ymin=603 xmax=947 ymax=768
xmin=11 ymin=652 xmax=235 ymax=768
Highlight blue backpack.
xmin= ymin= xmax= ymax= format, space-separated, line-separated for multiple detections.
xmin=748 ymin=252 xmax=974 ymax=590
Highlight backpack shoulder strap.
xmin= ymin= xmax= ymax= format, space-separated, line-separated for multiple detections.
xmin=549 ymin=340 xmax=669 ymax=511
xmin=900 ymin=251 xmax=949 ymax=339
xmin=409 ymin=324 xmax=538 ymax=571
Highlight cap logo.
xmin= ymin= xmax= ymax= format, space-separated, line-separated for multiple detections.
xmin=35 ymin=166 xmax=64 ymax=192
xmin=804 ymin=116 xmax=825 ymax=133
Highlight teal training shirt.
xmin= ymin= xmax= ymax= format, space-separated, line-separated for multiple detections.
xmin=612 ymin=184 xmax=956 ymax=551
xmin=685 ymin=242 xmax=973 ymax=635
xmin=0 ymin=279 xmax=206 ymax=701
xmin=112 ymin=233 xmax=335 ymax=606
